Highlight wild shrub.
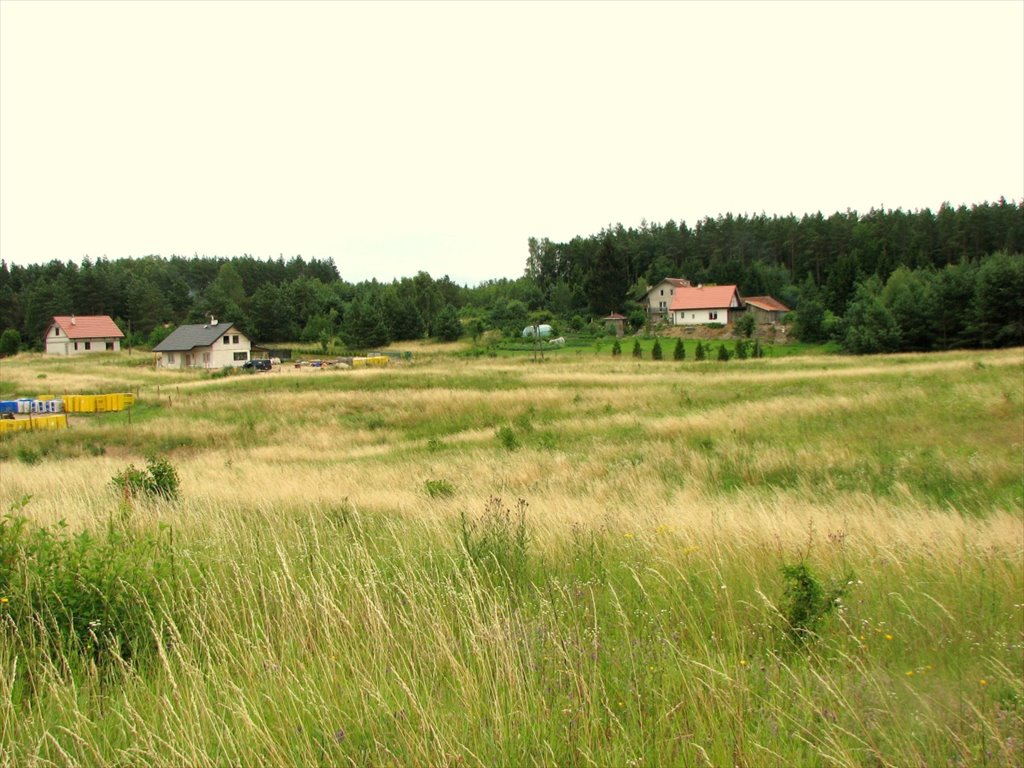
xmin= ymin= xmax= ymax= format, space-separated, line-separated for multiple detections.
xmin=424 ymin=479 xmax=456 ymax=499
xmin=779 ymin=561 xmax=851 ymax=645
xmin=111 ymin=455 xmax=180 ymax=501
xmin=0 ymin=513 xmax=179 ymax=667
xmin=457 ymin=496 xmax=530 ymax=590
xmin=496 ymin=425 xmax=520 ymax=451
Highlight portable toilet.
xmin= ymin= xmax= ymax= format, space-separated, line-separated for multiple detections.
xmin=18 ymin=399 xmax=32 ymax=414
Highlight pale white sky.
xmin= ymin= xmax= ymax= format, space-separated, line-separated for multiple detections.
xmin=1 ymin=1 xmax=1022 ymax=286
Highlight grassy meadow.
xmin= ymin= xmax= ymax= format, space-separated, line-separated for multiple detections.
xmin=0 ymin=345 xmax=1022 ymax=767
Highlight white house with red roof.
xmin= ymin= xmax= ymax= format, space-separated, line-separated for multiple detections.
xmin=643 ymin=277 xmax=691 ymax=322
xmin=668 ymin=285 xmax=743 ymax=325
xmin=44 ymin=315 xmax=124 ymax=355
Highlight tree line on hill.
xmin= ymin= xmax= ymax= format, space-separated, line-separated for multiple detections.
xmin=0 ymin=199 xmax=1021 ymax=356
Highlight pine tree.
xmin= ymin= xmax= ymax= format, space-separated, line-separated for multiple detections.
xmin=717 ymin=344 xmax=731 ymax=361
xmin=651 ymin=338 xmax=663 ymax=360
xmin=673 ymin=338 xmax=685 ymax=360
xmin=695 ymin=341 xmax=705 ymax=361
xmin=612 ymin=339 xmax=621 ymax=356
xmin=632 ymin=339 xmax=642 ymax=358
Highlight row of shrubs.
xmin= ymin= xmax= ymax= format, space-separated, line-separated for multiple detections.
xmin=612 ymin=337 xmax=766 ymax=360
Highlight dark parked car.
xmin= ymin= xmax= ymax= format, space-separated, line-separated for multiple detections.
xmin=242 ymin=359 xmax=272 ymax=371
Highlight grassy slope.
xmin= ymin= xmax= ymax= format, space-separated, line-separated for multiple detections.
xmin=0 ymin=346 xmax=1021 ymax=767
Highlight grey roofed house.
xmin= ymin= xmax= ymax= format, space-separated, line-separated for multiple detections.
xmin=152 ymin=322 xmax=237 ymax=352
xmin=153 ymin=321 xmax=253 ymax=369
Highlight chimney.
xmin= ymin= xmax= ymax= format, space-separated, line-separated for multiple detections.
xmin=71 ymin=314 xmax=76 ymax=325
xmin=210 ymin=315 xmax=217 ymax=325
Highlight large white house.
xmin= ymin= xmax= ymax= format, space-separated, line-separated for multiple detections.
xmin=152 ymin=321 xmax=251 ymax=369
xmin=45 ymin=315 xmax=124 ymax=355
xmin=668 ymin=285 xmax=743 ymax=325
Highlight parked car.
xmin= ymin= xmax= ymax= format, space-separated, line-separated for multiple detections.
xmin=242 ymin=359 xmax=272 ymax=371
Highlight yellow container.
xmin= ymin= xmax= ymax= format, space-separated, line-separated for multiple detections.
xmin=37 ymin=394 xmax=55 ymax=401
xmin=123 ymin=393 xmax=135 ymax=407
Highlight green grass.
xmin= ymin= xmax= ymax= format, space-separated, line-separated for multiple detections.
xmin=0 ymin=347 xmax=1021 ymax=766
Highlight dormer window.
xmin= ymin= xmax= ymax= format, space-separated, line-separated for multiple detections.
xmin=224 ymin=336 xmax=230 ymax=344
xmin=55 ymin=327 xmax=60 ymax=335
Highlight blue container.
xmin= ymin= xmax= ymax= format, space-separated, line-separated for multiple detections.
xmin=0 ymin=401 xmax=16 ymax=414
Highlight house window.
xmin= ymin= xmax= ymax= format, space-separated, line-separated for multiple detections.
xmin=55 ymin=327 xmax=60 ymax=335
xmin=203 ymin=353 xmax=210 ymax=364
xmin=106 ymin=342 xmax=114 ymax=350
xmin=709 ymin=312 xmax=718 ymax=321
xmin=167 ymin=354 xmax=175 ymax=364
xmin=234 ymin=351 xmax=248 ymax=361
xmin=224 ymin=336 xmax=230 ymax=344
xmin=660 ymin=289 xmax=664 ymax=296
xmin=233 ymin=335 xmax=239 ymax=344
xmin=74 ymin=342 xmax=79 ymax=350
xmin=84 ymin=341 xmax=91 ymax=350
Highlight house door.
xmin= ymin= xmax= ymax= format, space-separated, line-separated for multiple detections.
xmin=185 ymin=354 xmax=192 ymax=367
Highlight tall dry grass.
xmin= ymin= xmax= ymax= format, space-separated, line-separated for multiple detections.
xmin=0 ymin=347 xmax=1021 ymax=766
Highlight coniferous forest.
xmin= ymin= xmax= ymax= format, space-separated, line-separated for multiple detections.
xmin=1 ymin=199 xmax=1021 ymax=355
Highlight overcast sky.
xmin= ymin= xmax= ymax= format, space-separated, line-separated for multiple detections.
xmin=1 ymin=1 xmax=1021 ymax=285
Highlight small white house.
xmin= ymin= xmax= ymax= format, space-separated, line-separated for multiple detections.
xmin=152 ymin=320 xmax=251 ymax=369
xmin=45 ymin=315 xmax=124 ymax=355
xmin=668 ymin=285 xmax=743 ymax=325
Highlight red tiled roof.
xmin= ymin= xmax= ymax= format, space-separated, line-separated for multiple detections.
xmin=51 ymin=316 xmax=124 ymax=339
xmin=668 ymin=285 xmax=741 ymax=311
xmin=603 ymin=312 xmax=627 ymax=320
xmin=744 ymin=296 xmax=791 ymax=312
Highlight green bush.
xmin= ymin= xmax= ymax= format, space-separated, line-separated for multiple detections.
xmin=112 ymin=456 xmax=180 ymax=501
xmin=779 ymin=561 xmax=850 ymax=645
xmin=424 ymin=479 xmax=456 ymax=499
xmin=458 ymin=496 xmax=530 ymax=590
xmin=0 ymin=514 xmax=179 ymax=667
xmin=735 ymin=313 xmax=756 ymax=338
xmin=0 ymin=328 xmax=20 ymax=356
xmin=496 ymin=425 xmax=520 ymax=451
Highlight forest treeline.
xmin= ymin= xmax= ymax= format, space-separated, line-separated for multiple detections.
xmin=0 ymin=199 xmax=1021 ymax=355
